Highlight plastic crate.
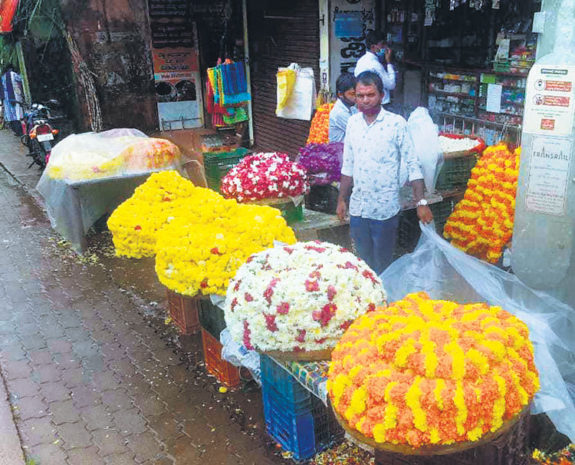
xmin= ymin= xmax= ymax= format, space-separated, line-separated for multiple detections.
xmin=203 ymin=147 xmax=249 ymax=192
xmin=166 ymin=289 xmax=201 ymax=335
xmin=430 ymin=197 xmax=460 ymax=236
xmin=260 ymin=355 xmax=312 ymax=413
xmin=435 ymin=155 xmax=477 ymax=191
xmin=198 ymin=300 xmax=227 ymax=339
xmin=305 ymin=185 xmax=339 ymax=215
xmin=263 ymin=387 xmax=316 ymax=460
xmin=201 ymin=329 xmax=241 ymax=388
xmin=261 ymin=356 xmax=344 ymax=460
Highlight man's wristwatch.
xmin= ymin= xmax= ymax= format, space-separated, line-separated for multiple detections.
xmin=416 ymin=199 xmax=428 ymax=207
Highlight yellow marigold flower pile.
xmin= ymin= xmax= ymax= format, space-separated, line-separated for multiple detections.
xmin=155 ymin=203 xmax=296 ymax=296
xmin=327 ymin=292 xmax=539 ymax=449
xmin=107 ymin=171 xmax=221 ymax=258
xmin=307 ymin=103 xmax=334 ymax=144
xmin=444 ymin=143 xmax=521 ymax=263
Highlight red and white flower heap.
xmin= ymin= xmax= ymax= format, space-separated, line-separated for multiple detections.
xmin=224 ymin=241 xmax=387 ymax=353
xmin=220 ymin=152 xmax=308 ymax=202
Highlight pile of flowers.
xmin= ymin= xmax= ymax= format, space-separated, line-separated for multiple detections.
xmin=439 ymin=134 xmax=486 ymax=155
xmin=533 ymin=445 xmax=575 ymax=465
xmin=307 ymin=103 xmax=334 ymax=144
xmin=298 ymin=143 xmax=343 ymax=185
xmin=220 ymin=152 xmax=308 ymax=202
xmin=155 ymin=202 xmax=296 ymax=296
xmin=327 ymin=292 xmax=539 ymax=449
xmin=310 ymin=441 xmax=375 ymax=465
xmin=224 ymin=241 xmax=386 ymax=353
xmin=47 ymin=136 xmax=181 ymax=181
xmin=108 ymin=171 xmax=225 ymax=258
xmin=443 ymin=143 xmax=520 ymax=263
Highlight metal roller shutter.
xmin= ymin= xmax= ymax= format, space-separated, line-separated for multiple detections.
xmin=248 ymin=0 xmax=319 ymax=156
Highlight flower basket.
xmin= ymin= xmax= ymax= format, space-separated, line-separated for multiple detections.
xmin=333 ymin=406 xmax=530 ymax=459
xmin=251 ymin=197 xmax=304 ymax=225
xmin=203 ymin=147 xmax=249 ymax=192
xmin=166 ymin=289 xmax=201 ymax=335
xmin=439 ymin=134 xmax=486 ymax=160
xmin=262 ymin=348 xmax=333 ymax=362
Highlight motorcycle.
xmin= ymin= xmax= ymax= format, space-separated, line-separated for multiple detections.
xmin=20 ymin=102 xmax=60 ymax=169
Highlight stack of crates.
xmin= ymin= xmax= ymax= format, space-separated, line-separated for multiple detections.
xmin=260 ymin=355 xmax=344 ymax=460
xmin=198 ymin=301 xmax=241 ymax=388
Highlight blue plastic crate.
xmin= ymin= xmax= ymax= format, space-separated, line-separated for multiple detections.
xmin=260 ymin=355 xmax=311 ymax=412
xmin=263 ymin=388 xmax=316 ymax=461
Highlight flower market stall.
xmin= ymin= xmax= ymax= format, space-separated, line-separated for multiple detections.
xmin=36 ymin=129 xmax=182 ymax=252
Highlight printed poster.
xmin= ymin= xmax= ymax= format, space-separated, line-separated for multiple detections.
xmin=525 ymin=136 xmax=573 ymax=216
xmin=524 ymin=65 xmax=575 ymax=136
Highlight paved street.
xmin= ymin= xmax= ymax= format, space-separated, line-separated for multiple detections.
xmin=0 ymin=130 xmax=282 ymax=465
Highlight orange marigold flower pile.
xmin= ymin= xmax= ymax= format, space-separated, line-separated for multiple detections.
xmin=327 ymin=292 xmax=539 ymax=449
xmin=307 ymin=103 xmax=334 ymax=144
xmin=443 ymin=143 xmax=521 ymax=263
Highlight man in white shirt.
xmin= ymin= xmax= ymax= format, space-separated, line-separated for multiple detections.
xmin=329 ymin=73 xmax=357 ymax=143
xmin=354 ymin=30 xmax=395 ymax=106
xmin=337 ymin=71 xmax=433 ymax=274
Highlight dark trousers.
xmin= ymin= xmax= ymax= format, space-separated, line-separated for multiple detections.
xmin=350 ymin=214 xmax=399 ymax=275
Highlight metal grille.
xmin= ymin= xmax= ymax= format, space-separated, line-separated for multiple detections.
xmin=248 ymin=0 xmax=319 ymax=156
xmin=436 ymin=112 xmax=522 ymax=147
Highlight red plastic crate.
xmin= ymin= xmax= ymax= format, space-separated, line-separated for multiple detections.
xmin=166 ymin=289 xmax=201 ymax=335
xmin=201 ymin=328 xmax=241 ymax=388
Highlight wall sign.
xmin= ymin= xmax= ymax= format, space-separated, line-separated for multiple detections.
xmin=148 ymin=0 xmax=203 ymax=130
xmin=524 ymin=65 xmax=575 ymax=136
xmin=525 ymin=136 xmax=572 ymax=216
xmin=329 ymin=0 xmax=375 ymax=91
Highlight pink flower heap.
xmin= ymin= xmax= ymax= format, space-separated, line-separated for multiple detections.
xmin=220 ymin=152 xmax=308 ymax=202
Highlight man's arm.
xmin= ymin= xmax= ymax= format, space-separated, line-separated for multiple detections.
xmin=337 ymin=121 xmax=355 ymax=221
xmin=337 ymin=175 xmax=353 ymax=221
xmin=397 ymin=120 xmax=433 ymax=224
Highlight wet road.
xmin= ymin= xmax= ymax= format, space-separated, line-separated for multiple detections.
xmin=0 ymin=130 xmax=284 ymax=465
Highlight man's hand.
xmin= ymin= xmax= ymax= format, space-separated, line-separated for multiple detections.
xmin=336 ymin=199 xmax=348 ymax=222
xmin=417 ymin=205 xmax=433 ymax=224
xmin=385 ymin=48 xmax=392 ymax=64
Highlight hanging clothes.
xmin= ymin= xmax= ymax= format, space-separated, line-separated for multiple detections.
xmin=1 ymin=70 xmax=24 ymax=122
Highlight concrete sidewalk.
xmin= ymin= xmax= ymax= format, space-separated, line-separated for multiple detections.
xmin=0 ymin=129 xmax=283 ymax=465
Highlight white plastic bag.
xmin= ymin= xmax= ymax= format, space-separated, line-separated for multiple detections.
xmin=276 ymin=63 xmax=316 ymax=121
xmin=220 ymin=328 xmax=261 ymax=384
xmin=407 ymin=107 xmax=443 ymax=192
xmin=380 ymin=224 xmax=575 ymax=442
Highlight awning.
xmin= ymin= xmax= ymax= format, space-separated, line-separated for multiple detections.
xmin=0 ymin=0 xmax=19 ymax=33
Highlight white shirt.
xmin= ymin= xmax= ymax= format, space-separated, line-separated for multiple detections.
xmin=354 ymin=51 xmax=396 ymax=105
xmin=328 ymin=99 xmax=357 ymax=143
xmin=341 ymin=108 xmax=423 ymax=221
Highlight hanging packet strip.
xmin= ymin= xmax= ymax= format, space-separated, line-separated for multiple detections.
xmin=220 ymin=61 xmax=251 ymax=106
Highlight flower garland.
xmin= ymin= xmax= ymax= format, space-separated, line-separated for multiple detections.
xmin=443 ymin=143 xmax=520 ymax=263
xmin=327 ymin=292 xmax=539 ymax=449
xmin=108 ymin=171 xmax=218 ymax=258
xmin=307 ymin=103 xmax=334 ymax=144
xmin=224 ymin=241 xmax=386 ymax=352
xmin=298 ymin=143 xmax=343 ymax=186
xmin=155 ymin=202 xmax=296 ymax=296
xmin=220 ymin=152 xmax=308 ymax=202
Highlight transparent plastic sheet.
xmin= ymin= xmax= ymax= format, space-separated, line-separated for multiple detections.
xmin=36 ymin=129 xmax=182 ymax=251
xmin=406 ymin=107 xmax=443 ymax=192
xmin=380 ymin=224 xmax=575 ymax=442
xmin=220 ymin=328 xmax=261 ymax=384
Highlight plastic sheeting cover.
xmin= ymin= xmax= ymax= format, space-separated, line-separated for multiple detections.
xmin=380 ymin=224 xmax=575 ymax=442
